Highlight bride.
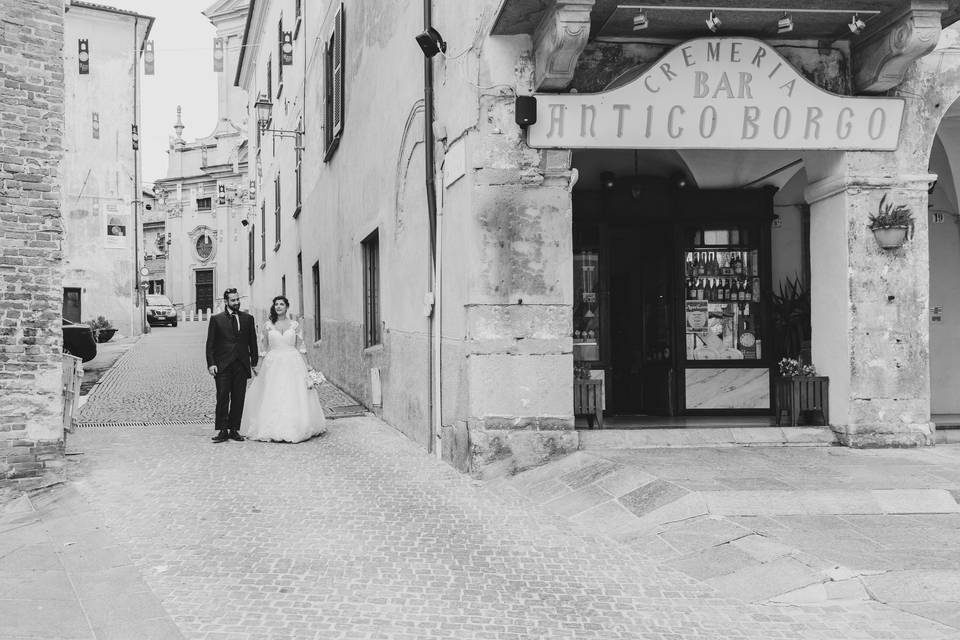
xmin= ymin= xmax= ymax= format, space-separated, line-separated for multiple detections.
xmin=239 ymin=295 xmax=327 ymax=443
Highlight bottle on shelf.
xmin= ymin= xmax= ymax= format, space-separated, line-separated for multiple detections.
xmin=695 ymin=252 xmax=705 ymax=276
xmin=696 ymin=278 xmax=705 ymax=300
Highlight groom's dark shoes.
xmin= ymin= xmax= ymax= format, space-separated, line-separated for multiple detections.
xmin=212 ymin=430 xmax=229 ymax=443
xmin=228 ymin=430 xmax=244 ymax=442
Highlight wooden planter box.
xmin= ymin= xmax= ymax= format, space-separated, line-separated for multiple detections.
xmin=773 ymin=376 xmax=829 ymax=426
xmin=574 ymin=378 xmax=604 ymax=429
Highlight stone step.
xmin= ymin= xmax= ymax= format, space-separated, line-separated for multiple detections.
xmin=578 ymin=426 xmax=837 ymax=449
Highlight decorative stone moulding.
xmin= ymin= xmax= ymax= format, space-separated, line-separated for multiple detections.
xmin=533 ymin=0 xmax=594 ymax=91
xmin=852 ymin=0 xmax=947 ymax=94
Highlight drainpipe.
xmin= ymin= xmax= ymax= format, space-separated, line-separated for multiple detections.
xmin=423 ymin=0 xmax=441 ymax=454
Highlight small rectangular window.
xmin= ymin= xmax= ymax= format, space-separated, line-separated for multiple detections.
xmin=248 ymin=225 xmax=255 ymax=283
xmin=312 ymin=260 xmax=321 ymax=341
xmin=362 ymin=229 xmax=380 ymax=347
xmin=297 ymin=252 xmax=304 ymax=319
xmin=281 ymin=274 xmax=286 ymax=297
xmin=273 ymin=175 xmax=281 ymax=250
xmin=260 ymin=202 xmax=266 ymax=266
xmin=196 ymin=197 xmax=212 ymax=211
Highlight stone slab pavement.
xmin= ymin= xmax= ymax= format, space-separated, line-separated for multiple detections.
xmin=499 ymin=445 xmax=960 ymax=631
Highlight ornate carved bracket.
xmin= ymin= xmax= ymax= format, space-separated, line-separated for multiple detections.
xmin=533 ymin=0 xmax=594 ymax=91
xmin=853 ymin=1 xmax=946 ymax=94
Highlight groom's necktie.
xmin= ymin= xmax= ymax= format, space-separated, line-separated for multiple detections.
xmin=230 ymin=312 xmax=239 ymax=335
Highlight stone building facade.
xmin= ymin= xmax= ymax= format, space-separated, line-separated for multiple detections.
xmin=0 ymin=0 xmax=66 ymax=497
xmin=235 ymin=0 xmax=960 ymax=477
xmin=153 ymin=0 xmax=251 ymax=317
xmin=61 ymin=1 xmax=152 ymax=338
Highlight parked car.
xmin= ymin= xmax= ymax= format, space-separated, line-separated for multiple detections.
xmin=62 ymin=318 xmax=97 ymax=362
xmin=146 ymin=294 xmax=178 ymax=327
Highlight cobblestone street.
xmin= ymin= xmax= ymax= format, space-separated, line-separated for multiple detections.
xmin=31 ymin=322 xmax=955 ymax=639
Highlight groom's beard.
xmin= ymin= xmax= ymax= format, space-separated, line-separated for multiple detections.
xmin=226 ymin=302 xmax=240 ymax=313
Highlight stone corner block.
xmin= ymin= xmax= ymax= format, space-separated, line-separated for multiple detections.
xmin=468 ymin=424 xmax=579 ymax=480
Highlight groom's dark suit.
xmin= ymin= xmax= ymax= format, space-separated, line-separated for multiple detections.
xmin=205 ymin=308 xmax=259 ymax=433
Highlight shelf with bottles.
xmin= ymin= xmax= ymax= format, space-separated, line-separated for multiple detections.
xmin=684 ymin=275 xmax=760 ymax=304
xmin=684 ymin=249 xmax=759 ymax=281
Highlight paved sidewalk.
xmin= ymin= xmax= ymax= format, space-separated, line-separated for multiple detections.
xmin=0 ymin=484 xmax=183 ymax=639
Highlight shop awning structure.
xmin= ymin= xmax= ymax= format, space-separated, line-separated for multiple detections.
xmin=492 ymin=0 xmax=960 ymax=93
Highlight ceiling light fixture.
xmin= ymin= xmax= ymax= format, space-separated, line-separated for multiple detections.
xmin=848 ymin=13 xmax=866 ymax=35
xmin=632 ymin=10 xmax=648 ymax=31
xmin=705 ymin=10 xmax=721 ymax=33
xmin=777 ymin=13 xmax=794 ymax=34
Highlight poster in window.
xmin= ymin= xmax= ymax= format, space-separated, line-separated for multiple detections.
xmin=685 ymin=300 xmax=709 ymax=336
xmin=104 ymin=212 xmax=128 ymax=248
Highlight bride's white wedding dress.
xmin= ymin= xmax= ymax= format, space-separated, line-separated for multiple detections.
xmin=240 ymin=320 xmax=327 ymax=443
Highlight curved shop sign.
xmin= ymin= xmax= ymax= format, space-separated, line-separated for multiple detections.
xmin=526 ymin=38 xmax=904 ymax=151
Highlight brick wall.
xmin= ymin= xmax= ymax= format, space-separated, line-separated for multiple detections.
xmin=0 ymin=0 xmax=66 ymax=499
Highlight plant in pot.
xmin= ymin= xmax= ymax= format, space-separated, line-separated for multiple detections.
xmin=769 ymin=275 xmax=811 ymax=364
xmin=868 ymin=194 xmax=914 ymax=249
xmin=774 ymin=357 xmax=828 ymax=426
xmin=87 ymin=315 xmax=116 ymax=343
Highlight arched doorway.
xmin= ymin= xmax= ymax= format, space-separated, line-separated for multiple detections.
xmin=928 ymin=102 xmax=960 ymax=424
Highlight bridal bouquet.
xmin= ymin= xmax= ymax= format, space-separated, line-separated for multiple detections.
xmin=306 ymin=369 xmax=326 ymax=388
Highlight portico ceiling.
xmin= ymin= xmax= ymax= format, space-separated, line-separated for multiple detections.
xmin=492 ymin=0 xmax=960 ymax=42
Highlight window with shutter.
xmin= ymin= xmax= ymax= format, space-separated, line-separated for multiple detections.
xmin=277 ymin=16 xmax=284 ymax=94
xmin=323 ymin=4 xmax=345 ymax=161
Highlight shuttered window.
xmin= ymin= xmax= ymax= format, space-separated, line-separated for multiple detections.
xmin=323 ymin=4 xmax=344 ymax=160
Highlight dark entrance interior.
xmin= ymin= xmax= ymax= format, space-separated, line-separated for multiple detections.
xmin=195 ymin=269 xmax=213 ymax=313
xmin=63 ymin=287 xmax=81 ymax=323
xmin=609 ymin=224 xmax=674 ymax=415
xmin=574 ymin=177 xmax=775 ymax=419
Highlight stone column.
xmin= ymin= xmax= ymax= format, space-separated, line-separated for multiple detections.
xmin=464 ymin=139 xmax=577 ymax=477
xmin=806 ymin=166 xmax=935 ymax=447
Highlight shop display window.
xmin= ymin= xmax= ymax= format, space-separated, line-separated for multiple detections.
xmin=574 ymin=250 xmax=600 ymax=362
xmin=683 ymin=226 xmax=763 ymax=362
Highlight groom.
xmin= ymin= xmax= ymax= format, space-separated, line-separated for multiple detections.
xmin=205 ymin=288 xmax=259 ymax=443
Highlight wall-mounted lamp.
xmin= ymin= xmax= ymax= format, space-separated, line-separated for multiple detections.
xmin=515 ymin=95 xmax=537 ymax=128
xmin=240 ymin=218 xmax=250 ymax=227
xmin=254 ymin=93 xmax=304 ymax=150
xmin=705 ymin=11 xmax=721 ymax=33
xmin=600 ymin=171 xmax=616 ymax=190
xmin=848 ymin=13 xmax=866 ymax=35
xmin=632 ymin=10 xmax=649 ymax=31
xmin=777 ymin=13 xmax=794 ymax=34
xmin=415 ymin=27 xmax=446 ymax=58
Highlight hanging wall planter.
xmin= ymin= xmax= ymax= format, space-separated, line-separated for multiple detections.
xmin=868 ymin=194 xmax=914 ymax=250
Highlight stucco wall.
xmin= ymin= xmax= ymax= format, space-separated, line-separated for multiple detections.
xmin=62 ymin=6 xmax=146 ymax=338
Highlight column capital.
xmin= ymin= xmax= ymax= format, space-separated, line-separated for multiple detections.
xmin=533 ymin=0 xmax=594 ymax=91
xmin=853 ymin=1 xmax=947 ymax=94
xmin=805 ymin=172 xmax=937 ymax=204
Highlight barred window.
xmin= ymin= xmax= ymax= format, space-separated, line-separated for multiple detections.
xmin=362 ymin=230 xmax=380 ymax=347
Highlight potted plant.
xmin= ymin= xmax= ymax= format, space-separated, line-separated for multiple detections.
xmin=87 ymin=315 xmax=117 ymax=343
xmin=868 ymin=194 xmax=914 ymax=249
xmin=769 ymin=275 xmax=810 ymax=364
xmin=774 ymin=358 xmax=828 ymax=426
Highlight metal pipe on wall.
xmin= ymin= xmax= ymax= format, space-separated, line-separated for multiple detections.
xmin=423 ymin=0 xmax=441 ymax=455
